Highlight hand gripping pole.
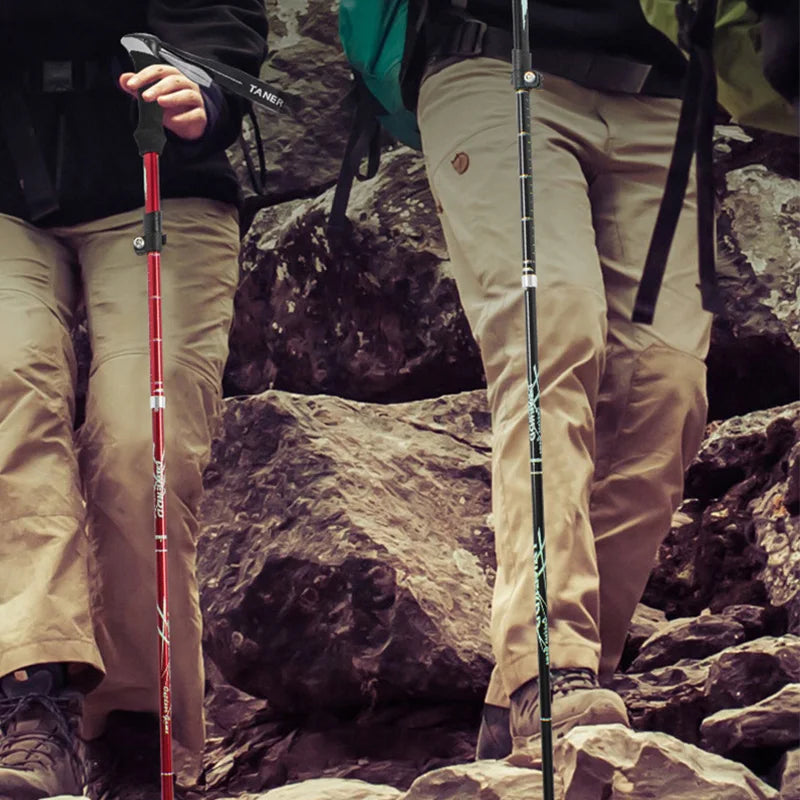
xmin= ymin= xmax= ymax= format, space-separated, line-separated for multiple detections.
xmin=121 ymin=33 xmax=301 ymax=115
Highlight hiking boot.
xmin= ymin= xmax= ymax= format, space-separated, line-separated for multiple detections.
xmin=475 ymin=703 xmax=512 ymax=760
xmin=507 ymin=668 xmax=629 ymax=767
xmin=0 ymin=664 xmax=87 ymax=800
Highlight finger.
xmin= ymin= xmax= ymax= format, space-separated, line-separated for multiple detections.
xmin=154 ymin=88 xmax=204 ymax=109
xmin=141 ymin=75 xmax=200 ymax=102
xmin=119 ymin=72 xmax=138 ymax=95
xmin=125 ymin=64 xmax=182 ymax=90
xmin=165 ymin=107 xmax=207 ymax=126
xmin=164 ymin=107 xmax=207 ymax=140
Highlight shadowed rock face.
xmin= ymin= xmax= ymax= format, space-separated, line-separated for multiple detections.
xmin=224 ymin=149 xmax=483 ymax=403
xmin=701 ymin=683 xmax=800 ymax=758
xmin=644 ymin=403 xmax=800 ymax=628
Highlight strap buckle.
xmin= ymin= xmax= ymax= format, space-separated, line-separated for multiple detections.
xmin=449 ymin=19 xmax=488 ymax=57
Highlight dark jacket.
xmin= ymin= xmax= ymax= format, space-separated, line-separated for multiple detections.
xmin=433 ymin=0 xmax=688 ymax=97
xmin=0 ymin=0 xmax=268 ymax=226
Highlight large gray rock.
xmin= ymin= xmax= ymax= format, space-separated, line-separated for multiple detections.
xmin=720 ymin=165 xmax=800 ymax=346
xmin=708 ymin=126 xmax=800 ymax=421
xmin=700 ymin=683 xmax=800 ymax=756
xmin=559 ymin=725 xmax=779 ymax=799
xmin=401 ymin=761 xmax=550 ymax=800
xmin=629 ymin=613 xmax=746 ymax=673
xmin=219 ymin=778 xmax=402 ymax=799
xmin=198 ymin=389 xmax=494 ymax=714
xmin=225 ymin=148 xmax=482 ymax=402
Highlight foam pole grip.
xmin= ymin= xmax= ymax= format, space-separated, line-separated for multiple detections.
xmin=129 ymin=49 xmax=167 ymax=156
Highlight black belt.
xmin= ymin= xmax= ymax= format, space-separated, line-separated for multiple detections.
xmin=431 ymin=18 xmax=668 ymax=96
xmin=20 ymin=58 xmax=118 ymax=93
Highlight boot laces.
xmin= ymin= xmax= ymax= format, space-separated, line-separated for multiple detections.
xmin=0 ymin=692 xmax=86 ymax=785
xmin=551 ymin=668 xmax=599 ymax=697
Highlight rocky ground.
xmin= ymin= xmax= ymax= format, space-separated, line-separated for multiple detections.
xmin=83 ymin=1 xmax=799 ymax=798
xmin=184 ymin=396 xmax=799 ymax=800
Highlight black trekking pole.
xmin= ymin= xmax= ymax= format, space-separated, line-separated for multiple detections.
xmin=510 ymin=3 xmax=555 ymax=799
xmin=120 ymin=32 xmax=295 ymax=800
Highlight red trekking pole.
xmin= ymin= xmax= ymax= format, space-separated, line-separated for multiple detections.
xmin=127 ymin=47 xmax=174 ymax=800
xmin=119 ymin=31 xmax=296 ymax=800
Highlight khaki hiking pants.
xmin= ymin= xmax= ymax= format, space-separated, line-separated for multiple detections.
xmin=418 ymin=59 xmax=712 ymax=705
xmin=0 ymin=198 xmax=238 ymax=760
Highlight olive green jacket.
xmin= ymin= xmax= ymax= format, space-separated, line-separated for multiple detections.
xmin=641 ymin=0 xmax=797 ymax=135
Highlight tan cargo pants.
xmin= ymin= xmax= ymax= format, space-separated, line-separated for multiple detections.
xmin=0 ymin=198 xmax=238 ymax=759
xmin=418 ymin=59 xmax=712 ymax=705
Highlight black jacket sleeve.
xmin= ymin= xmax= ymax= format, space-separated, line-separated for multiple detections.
xmin=147 ymin=0 xmax=269 ymax=156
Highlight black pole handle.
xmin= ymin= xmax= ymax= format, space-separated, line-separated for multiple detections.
xmin=129 ymin=49 xmax=167 ymax=156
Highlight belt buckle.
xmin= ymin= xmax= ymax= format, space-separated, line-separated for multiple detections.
xmin=452 ymin=19 xmax=488 ymax=57
xmin=629 ymin=62 xmax=653 ymax=93
xmin=587 ymin=54 xmax=653 ymax=94
xmin=43 ymin=60 xmax=73 ymax=92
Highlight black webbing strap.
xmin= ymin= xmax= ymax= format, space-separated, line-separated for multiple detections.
xmin=327 ymin=77 xmax=384 ymax=234
xmin=694 ymin=11 xmax=720 ymax=314
xmin=242 ymin=105 xmax=267 ymax=196
xmin=633 ymin=0 xmax=722 ymax=324
xmin=0 ymin=78 xmax=60 ymax=221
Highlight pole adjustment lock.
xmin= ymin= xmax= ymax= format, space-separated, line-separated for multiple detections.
xmin=133 ymin=211 xmax=167 ymax=254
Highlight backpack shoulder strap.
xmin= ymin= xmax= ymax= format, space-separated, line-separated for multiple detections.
xmin=633 ymin=0 xmax=723 ymax=324
xmin=0 ymin=77 xmax=60 ymax=221
xmin=241 ymin=103 xmax=267 ymax=196
xmin=327 ymin=77 xmax=385 ymax=234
